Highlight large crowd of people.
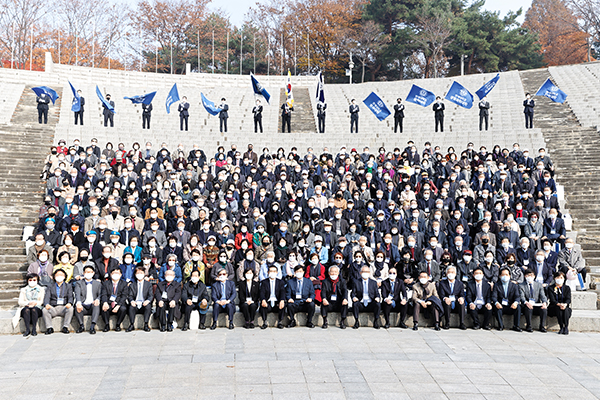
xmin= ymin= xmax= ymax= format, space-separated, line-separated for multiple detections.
xmin=20 ymin=138 xmax=585 ymax=336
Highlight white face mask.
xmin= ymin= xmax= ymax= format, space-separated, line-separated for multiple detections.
xmin=143 ymin=259 xmax=151 ymax=265
xmin=446 ymin=273 xmax=456 ymax=280
xmin=191 ymin=276 xmax=200 ymax=284
xmin=295 ymin=272 xmax=304 ymax=279
xmin=111 ymin=274 xmax=121 ymax=282
xmin=165 ymin=275 xmax=175 ymax=282
xmin=485 ymin=257 xmax=493 ymax=264
xmin=361 ymin=272 xmax=370 ymax=280
xmin=555 ymin=278 xmax=564 ymax=286
xmin=268 ymin=272 xmax=277 ymax=279
xmin=136 ymin=274 xmax=145 ymax=281
xmin=388 ymin=273 xmax=397 ymax=280
xmin=425 ymin=254 xmax=432 ymax=261
xmin=168 ymin=261 xmax=176 ymax=267
xmin=55 ymin=275 xmax=65 ymax=283
xmin=28 ymin=280 xmax=38 ymax=287
xmin=376 ymin=257 xmax=384 ymax=263
xmin=192 ymin=255 xmax=201 ymax=262
xmin=536 ymin=255 xmax=545 ymax=262
xmin=39 ymin=254 xmax=48 ymax=263
xmin=474 ymin=274 xmax=483 ymax=281
xmin=419 ymin=278 xmax=429 ymax=285
xmin=218 ymin=275 xmax=227 ymax=282
xmin=266 ymin=257 xmax=275 ymax=264
xmin=84 ymin=272 xmax=94 ymax=280
xmin=35 ymin=240 xmax=45 ymax=247
xmin=565 ymin=243 xmax=574 ymax=249
xmin=245 ymin=273 xmax=253 ymax=281
xmin=525 ymin=276 xmax=534 ymax=284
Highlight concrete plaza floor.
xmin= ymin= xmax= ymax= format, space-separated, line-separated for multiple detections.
xmin=0 ymin=326 xmax=599 ymax=400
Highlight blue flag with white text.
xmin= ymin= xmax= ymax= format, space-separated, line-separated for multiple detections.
xmin=124 ymin=91 xmax=157 ymax=105
xmin=201 ymin=93 xmax=220 ymax=116
xmin=445 ymin=81 xmax=474 ymax=109
xmin=475 ymin=73 xmax=499 ymax=100
xmin=68 ymin=81 xmax=80 ymax=112
xmin=363 ymin=92 xmax=391 ymax=121
xmin=31 ymin=86 xmax=59 ymax=105
xmin=165 ymin=84 xmax=180 ymax=114
xmin=405 ymin=84 xmax=436 ymax=107
xmin=251 ymin=73 xmax=270 ymax=104
xmin=535 ymin=78 xmax=567 ymax=103
xmin=95 ymin=85 xmax=115 ymax=113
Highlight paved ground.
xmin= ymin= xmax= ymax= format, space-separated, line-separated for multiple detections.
xmin=0 ymin=327 xmax=599 ymax=400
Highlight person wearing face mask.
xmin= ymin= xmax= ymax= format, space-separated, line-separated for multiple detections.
xmin=72 ymin=249 xmax=95 ymax=281
xmin=239 ymin=269 xmax=260 ymax=329
xmin=27 ymin=249 xmax=54 ymax=287
xmin=515 ymin=237 xmax=534 ymax=269
xmin=142 ymin=221 xmax=167 ymax=250
xmin=210 ymin=268 xmax=236 ymax=330
xmin=519 ymin=269 xmax=548 ymax=332
xmin=466 ymin=267 xmax=493 ymax=330
xmin=94 ymin=245 xmax=121 ymax=281
xmin=100 ymin=268 xmax=128 ymax=332
xmin=491 ymin=267 xmax=523 ymax=332
xmin=304 ymin=253 xmax=326 ymax=304
xmin=437 ymin=265 xmax=466 ymax=330
xmin=412 ymin=270 xmax=443 ymax=331
xmin=163 ymin=236 xmax=184 ymax=266
xmin=74 ymin=265 xmax=102 ymax=334
xmin=126 ymin=267 xmax=154 ymax=332
xmin=17 ymin=274 xmax=46 ymax=337
xmin=473 ymin=234 xmax=496 ymax=267
xmin=351 ymin=266 xmax=381 ymax=329
xmin=123 ymin=236 xmax=143 ymax=264
xmin=54 ymin=251 xmax=75 ymax=282
xmin=480 ymin=250 xmax=500 ymax=287
xmin=181 ymin=269 xmax=210 ymax=331
xmin=259 ymin=265 xmax=286 ymax=329
xmin=27 ymin=234 xmax=55 ymax=266
xmin=285 ymin=265 xmax=316 ymax=328
xmin=159 ymin=254 xmax=183 ymax=283
xmin=320 ymin=265 xmax=349 ymax=329
xmin=524 ymin=212 xmax=543 ymax=250
xmin=548 ymin=271 xmax=571 ymax=334
xmin=402 ymin=235 xmax=423 ymax=264
xmin=417 ymin=249 xmax=441 ymax=283
xmin=211 ymin=250 xmax=235 ymax=283
xmin=542 ymin=208 xmax=566 ymax=246
xmin=380 ymin=267 xmax=408 ymax=329
xmin=155 ymin=269 xmax=182 ymax=332
xmin=183 ymin=249 xmax=206 ymax=282
xmin=558 ymin=238 xmax=586 ymax=289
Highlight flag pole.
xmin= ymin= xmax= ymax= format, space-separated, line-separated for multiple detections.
xmin=170 ymin=28 xmax=173 ymax=74
xmin=58 ymin=30 xmax=60 ymax=65
xmin=75 ymin=25 xmax=78 ymax=66
xmin=307 ymin=33 xmax=310 ymax=73
xmin=212 ymin=30 xmax=214 ymax=74
xmin=155 ymin=40 xmax=158 ymax=73
xmin=253 ymin=33 xmax=256 ymax=74
xmin=29 ymin=28 xmax=33 ymax=71
xmin=226 ymin=30 xmax=229 ymax=74
xmin=240 ymin=29 xmax=243 ymax=75
xmin=10 ymin=21 xmax=14 ymax=69
xmin=197 ymin=29 xmax=200 ymax=72
xmin=280 ymin=33 xmax=283 ymax=75
xmin=92 ymin=20 xmax=95 ymax=68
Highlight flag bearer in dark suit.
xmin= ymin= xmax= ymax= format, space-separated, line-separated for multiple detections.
xmin=479 ymin=97 xmax=490 ymax=131
xmin=259 ymin=265 xmax=286 ymax=329
xmin=520 ymin=268 xmax=548 ymax=332
xmin=155 ymin=269 xmax=181 ymax=332
xmin=42 ymin=268 xmax=74 ymax=334
xmin=181 ymin=269 xmax=209 ymax=331
xmin=381 ymin=267 xmax=408 ymax=329
xmin=252 ymin=100 xmax=263 ymax=133
xmin=437 ymin=265 xmax=466 ymax=330
xmin=523 ymin=93 xmax=535 ymax=129
xmin=219 ymin=98 xmax=229 ymax=132
xmin=352 ymin=265 xmax=381 ymax=329
xmin=466 ymin=267 xmax=493 ymax=330
xmin=100 ymin=267 xmax=128 ymax=332
xmin=74 ymin=265 xmax=102 ymax=334
xmin=349 ymin=99 xmax=359 ymax=133
xmin=211 ymin=267 xmax=236 ymax=330
xmin=178 ymin=96 xmax=189 ymax=131
xmin=102 ymin=94 xmax=115 ymax=127
xmin=317 ymin=101 xmax=327 ymax=133
xmin=548 ymin=271 xmax=571 ymax=335
xmin=492 ymin=267 xmax=522 ymax=332
xmin=281 ymin=102 xmax=293 ymax=133
xmin=433 ymin=96 xmax=444 ymax=132
xmin=37 ymin=92 xmax=50 ymax=124
xmin=286 ymin=265 xmax=316 ymax=328
xmin=239 ymin=268 xmax=260 ymax=329
xmin=74 ymin=90 xmax=85 ymax=125
xmin=126 ymin=266 xmax=153 ymax=332
xmin=142 ymin=102 xmax=152 ymax=129
xmin=320 ymin=265 xmax=349 ymax=329
xmin=393 ymin=98 xmax=404 ymax=133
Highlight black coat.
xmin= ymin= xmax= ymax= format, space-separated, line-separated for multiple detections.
xmin=393 ymin=103 xmax=405 ymax=118
xmin=491 ymin=281 xmax=520 ymax=304
xmin=321 ymin=277 xmax=348 ymax=302
xmin=523 ymin=99 xmax=535 ymax=114
xmin=178 ymin=102 xmax=190 ymax=116
xmin=127 ymin=279 xmax=154 ymax=303
xmin=380 ymin=278 xmax=406 ymax=302
xmin=100 ymin=280 xmax=128 ymax=306
xmin=239 ymin=280 xmax=260 ymax=303
xmin=155 ymin=281 xmax=182 ymax=303
xmin=181 ymin=280 xmax=209 ymax=304
xmin=142 ymin=103 xmax=152 ymax=115
xmin=259 ymin=278 xmax=286 ymax=302
xmin=466 ymin=280 xmax=492 ymax=305
xmin=437 ymin=279 xmax=465 ymax=300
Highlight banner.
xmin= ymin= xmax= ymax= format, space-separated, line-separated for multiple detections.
xmin=475 ymin=73 xmax=500 ymax=100
xmin=201 ymin=93 xmax=220 ymax=116
xmin=445 ymin=81 xmax=474 ymax=109
xmin=165 ymin=84 xmax=180 ymax=114
xmin=285 ymin=70 xmax=294 ymax=107
xmin=124 ymin=91 xmax=157 ymax=105
xmin=31 ymin=86 xmax=59 ymax=104
xmin=535 ymin=78 xmax=567 ymax=103
xmin=316 ymin=71 xmax=325 ymax=103
xmin=363 ymin=92 xmax=391 ymax=121
xmin=95 ymin=85 xmax=115 ymax=113
xmin=250 ymin=73 xmax=270 ymax=104
xmin=405 ymin=84 xmax=436 ymax=107
xmin=68 ymin=81 xmax=80 ymax=112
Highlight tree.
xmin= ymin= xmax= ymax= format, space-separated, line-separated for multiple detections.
xmin=567 ymin=0 xmax=600 ymax=60
xmin=415 ymin=1 xmax=454 ymax=78
xmin=0 ymin=0 xmax=48 ymax=68
xmin=347 ymin=20 xmax=390 ymax=83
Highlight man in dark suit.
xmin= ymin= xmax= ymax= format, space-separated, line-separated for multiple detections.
xmin=42 ymin=269 xmax=74 ymax=335
xmin=393 ymin=98 xmax=405 ymax=133
xmin=181 ymin=269 xmax=209 ymax=331
xmin=102 ymin=94 xmax=115 ymax=127
xmin=433 ymin=96 xmax=444 ymax=132
xmin=126 ymin=267 xmax=154 ymax=332
xmin=466 ymin=267 xmax=493 ymax=330
xmin=211 ymin=267 xmax=236 ymax=330
xmin=253 ymin=99 xmax=263 ymax=133
xmin=523 ymin=93 xmax=535 ymax=128
xmin=286 ymin=265 xmax=316 ymax=328
xmin=520 ymin=269 xmax=548 ymax=332
xmin=100 ymin=268 xmax=128 ymax=332
xmin=479 ymin=96 xmax=490 ymax=131
xmin=492 ymin=267 xmax=522 ymax=331
xmin=352 ymin=266 xmax=381 ymax=329
xmin=142 ymin=102 xmax=152 ymax=129
xmin=438 ymin=266 xmax=466 ymax=330
xmin=74 ymin=90 xmax=85 ymax=125
xmin=219 ymin=98 xmax=229 ymax=132
xmin=320 ymin=265 xmax=349 ymax=329
xmin=74 ymin=265 xmax=102 ymax=334
xmin=155 ymin=269 xmax=181 ymax=332
xmin=259 ymin=265 xmax=286 ymax=329
xmin=281 ymin=102 xmax=293 ymax=133
xmin=349 ymin=99 xmax=359 ymax=133
xmin=317 ymin=101 xmax=327 ymax=133
xmin=179 ymin=96 xmax=190 ymax=131
xmin=542 ymin=209 xmax=567 ymax=246
xmin=381 ymin=267 xmax=408 ymax=329
xmin=36 ymin=92 xmax=50 ymax=124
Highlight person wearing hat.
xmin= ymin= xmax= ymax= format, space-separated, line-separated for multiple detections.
xmin=182 ymin=269 xmax=210 ymax=330
xmin=74 ymin=265 xmax=102 ymax=334
xmin=155 ymin=269 xmax=181 ymax=332
xmin=42 ymin=268 xmax=74 ymax=334
xmin=310 ymin=235 xmax=329 ymax=265
xmin=108 ymin=230 xmax=126 ymax=263
xmin=127 ymin=266 xmax=154 ymax=332
xmin=41 ymin=217 xmax=62 ymax=252
xmin=102 ymin=93 xmax=115 ymax=127
xmin=210 ymin=267 xmax=236 ymax=330
xmin=218 ymin=97 xmax=229 ymax=132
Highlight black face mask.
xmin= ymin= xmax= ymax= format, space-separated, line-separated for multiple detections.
xmin=507 ymin=260 xmax=515 ymax=266
xmin=482 ymin=239 xmax=489 ymax=245
xmin=111 ymin=211 xmax=118 ymax=218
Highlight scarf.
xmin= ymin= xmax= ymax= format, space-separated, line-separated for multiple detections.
xmin=374 ymin=260 xmax=385 ymax=278
xmin=330 ymin=276 xmax=340 ymax=293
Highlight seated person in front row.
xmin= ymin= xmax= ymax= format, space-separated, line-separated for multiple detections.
xmin=520 ymin=268 xmax=548 ymax=333
xmin=466 ymin=267 xmax=493 ymax=330
xmin=412 ymin=271 xmax=442 ymax=331
xmin=100 ymin=267 xmax=128 ymax=332
xmin=239 ymin=268 xmax=260 ymax=329
xmin=286 ymin=265 xmax=316 ymax=328
xmin=492 ymin=267 xmax=522 ymax=332
xmin=182 ymin=269 xmax=209 ymax=331
xmin=320 ymin=265 xmax=349 ymax=329
xmin=381 ymin=267 xmax=408 ymax=329
xmin=437 ymin=266 xmax=466 ymax=330
xmin=74 ymin=265 xmax=102 ymax=334
xmin=352 ymin=266 xmax=381 ymax=329
xmin=211 ymin=268 xmax=236 ymax=330
xmin=18 ymin=274 xmax=45 ymax=337
xmin=42 ymin=268 xmax=74 ymax=335
xmin=155 ymin=269 xmax=181 ymax=332
xmin=126 ymin=266 xmax=154 ymax=332
xmin=259 ymin=265 xmax=287 ymax=329
xmin=548 ymin=271 xmax=571 ymax=335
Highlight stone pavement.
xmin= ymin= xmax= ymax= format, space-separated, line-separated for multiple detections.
xmin=1 ymin=327 xmax=600 ymax=400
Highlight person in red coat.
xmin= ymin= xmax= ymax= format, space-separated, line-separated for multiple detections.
xmin=305 ymin=252 xmax=326 ymax=304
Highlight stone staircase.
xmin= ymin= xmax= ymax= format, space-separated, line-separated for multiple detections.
xmin=0 ymin=85 xmax=60 ymax=309
xmin=521 ymin=68 xmax=600 ymax=295
xmin=277 ymin=87 xmax=317 ymax=133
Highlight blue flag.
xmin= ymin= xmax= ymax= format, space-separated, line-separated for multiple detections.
xmin=363 ymin=92 xmax=391 ymax=121
xmin=445 ymin=81 xmax=474 ymax=109
xmin=95 ymin=85 xmax=115 ymax=113
xmin=201 ymin=93 xmax=220 ymax=116
xmin=316 ymin=71 xmax=325 ymax=103
xmin=68 ymin=81 xmax=80 ymax=112
xmin=476 ymin=73 xmax=500 ymax=100
xmin=535 ymin=78 xmax=567 ymax=103
xmin=405 ymin=84 xmax=436 ymax=107
xmin=250 ymin=73 xmax=270 ymax=104
xmin=31 ymin=86 xmax=59 ymax=105
xmin=165 ymin=84 xmax=180 ymax=114
xmin=124 ymin=91 xmax=157 ymax=105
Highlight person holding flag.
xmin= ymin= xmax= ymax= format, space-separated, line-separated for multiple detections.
xmin=317 ymin=101 xmax=327 ymax=133
xmin=252 ymin=99 xmax=263 ymax=133
xmin=281 ymin=101 xmax=293 ymax=133
xmin=479 ymin=97 xmax=490 ymax=131
xmin=393 ymin=98 xmax=405 ymax=133
xmin=433 ymin=96 xmax=445 ymax=132
xmin=523 ymin=93 xmax=535 ymax=129
xmin=349 ymin=99 xmax=359 ymax=133
xmin=36 ymin=92 xmax=50 ymax=124
xmin=74 ymin=90 xmax=85 ymax=125
xmin=102 ymin=94 xmax=115 ymax=127
xmin=179 ymin=96 xmax=190 ymax=131
xmin=142 ymin=102 xmax=152 ymax=129
xmin=218 ymin=98 xmax=229 ymax=133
